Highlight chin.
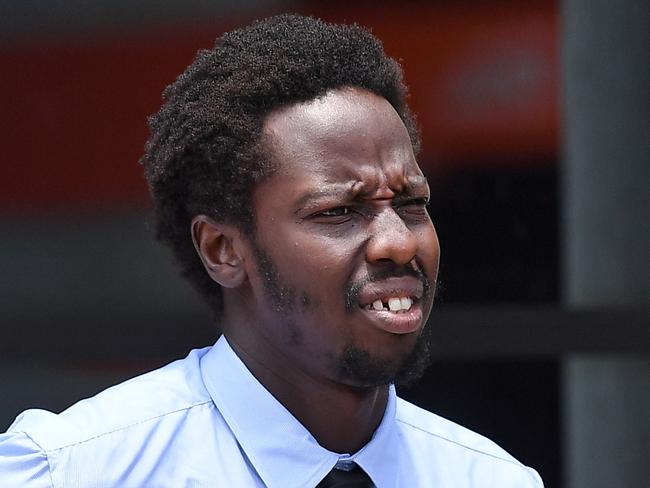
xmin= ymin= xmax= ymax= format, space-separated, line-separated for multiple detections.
xmin=337 ymin=346 xmax=401 ymax=388
xmin=336 ymin=328 xmax=432 ymax=389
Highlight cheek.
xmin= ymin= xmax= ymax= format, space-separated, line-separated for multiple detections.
xmin=292 ymin=233 xmax=362 ymax=270
xmin=283 ymin=239 xmax=359 ymax=305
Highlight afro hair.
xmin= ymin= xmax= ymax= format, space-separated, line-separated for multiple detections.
xmin=140 ymin=14 xmax=420 ymax=316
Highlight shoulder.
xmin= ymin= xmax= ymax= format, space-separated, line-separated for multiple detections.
xmin=395 ymin=397 xmax=519 ymax=463
xmin=4 ymin=346 xmax=214 ymax=454
xmin=395 ymin=397 xmax=544 ymax=487
xmin=0 ymin=429 xmax=52 ymax=488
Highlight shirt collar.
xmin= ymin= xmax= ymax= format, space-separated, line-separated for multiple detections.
xmin=200 ymin=335 xmax=399 ymax=488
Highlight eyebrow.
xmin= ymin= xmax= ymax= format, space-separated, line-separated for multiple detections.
xmin=403 ymin=175 xmax=430 ymax=193
xmin=294 ymin=175 xmax=430 ymax=212
xmin=294 ymin=183 xmax=357 ymax=212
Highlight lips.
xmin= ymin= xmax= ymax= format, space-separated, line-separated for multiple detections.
xmin=355 ymin=276 xmax=425 ymax=334
xmin=357 ymin=276 xmax=423 ymax=307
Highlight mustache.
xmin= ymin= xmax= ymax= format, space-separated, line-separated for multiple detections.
xmin=345 ymin=265 xmax=433 ymax=312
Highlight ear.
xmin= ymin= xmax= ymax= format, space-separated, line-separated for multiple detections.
xmin=191 ymin=215 xmax=247 ymax=288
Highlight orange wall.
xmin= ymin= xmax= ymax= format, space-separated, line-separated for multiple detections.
xmin=2 ymin=2 xmax=558 ymax=211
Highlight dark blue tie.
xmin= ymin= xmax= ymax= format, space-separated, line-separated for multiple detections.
xmin=316 ymin=464 xmax=373 ymax=487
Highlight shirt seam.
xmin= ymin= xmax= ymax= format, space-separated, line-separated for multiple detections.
xmin=43 ymin=399 xmax=214 ymax=453
xmin=395 ymin=417 xmax=528 ymax=469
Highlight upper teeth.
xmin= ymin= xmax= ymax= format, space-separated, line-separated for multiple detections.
xmin=371 ymin=297 xmax=413 ymax=312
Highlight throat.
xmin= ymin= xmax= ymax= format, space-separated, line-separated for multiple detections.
xmin=223 ymin=332 xmax=390 ymax=454
xmin=296 ymin=384 xmax=389 ymax=454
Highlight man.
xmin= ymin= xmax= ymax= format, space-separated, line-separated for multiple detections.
xmin=0 ymin=15 xmax=543 ymax=487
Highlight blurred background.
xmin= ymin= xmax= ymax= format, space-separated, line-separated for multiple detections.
xmin=1 ymin=0 xmax=648 ymax=486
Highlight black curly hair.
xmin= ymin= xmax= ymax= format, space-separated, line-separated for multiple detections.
xmin=140 ymin=14 xmax=421 ymax=316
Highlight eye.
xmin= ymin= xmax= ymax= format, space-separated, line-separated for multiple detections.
xmin=319 ymin=206 xmax=352 ymax=217
xmin=400 ymin=198 xmax=429 ymax=209
xmin=396 ymin=198 xmax=430 ymax=219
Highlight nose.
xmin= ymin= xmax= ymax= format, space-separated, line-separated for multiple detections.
xmin=365 ymin=207 xmax=419 ymax=265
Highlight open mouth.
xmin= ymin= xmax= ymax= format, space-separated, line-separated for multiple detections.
xmin=362 ymin=296 xmax=415 ymax=313
xmin=351 ymin=276 xmax=426 ymax=334
xmin=358 ymin=294 xmax=423 ymax=335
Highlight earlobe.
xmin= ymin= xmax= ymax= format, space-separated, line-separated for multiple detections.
xmin=191 ymin=215 xmax=247 ymax=288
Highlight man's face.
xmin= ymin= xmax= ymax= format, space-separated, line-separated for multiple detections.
xmin=235 ymin=87 xmax=440 ymax=388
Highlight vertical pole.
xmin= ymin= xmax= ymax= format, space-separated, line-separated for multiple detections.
xmin=562 ymin=0 xmax=650 ymax=486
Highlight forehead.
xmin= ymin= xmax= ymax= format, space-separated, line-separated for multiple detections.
xmin=262 ymin=87 xmax=421 ymax=186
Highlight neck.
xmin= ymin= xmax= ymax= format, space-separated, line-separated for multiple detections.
xmin=226 ymin=334 xmax=389 ymax=454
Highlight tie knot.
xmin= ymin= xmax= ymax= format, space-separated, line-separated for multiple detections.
xmin=316 ymin=463 xmax=374 ymax=487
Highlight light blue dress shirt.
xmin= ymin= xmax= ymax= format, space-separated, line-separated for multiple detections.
xmin=0 ymin=336 xmax=543 ymax=487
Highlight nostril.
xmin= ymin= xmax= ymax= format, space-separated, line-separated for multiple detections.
xmin=366 ymin=232 xmax=418 ymax=265
xmin=365 ymin=209 xmax=419 ymax=264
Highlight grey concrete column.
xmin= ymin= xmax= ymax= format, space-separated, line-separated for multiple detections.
xmin=562 ymin=0 xmax=650 ymax=487
xmin=563 ymin=0 xmax=650 ymax=306
xmin=564 ymin=357 xmax=650 ymax=488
